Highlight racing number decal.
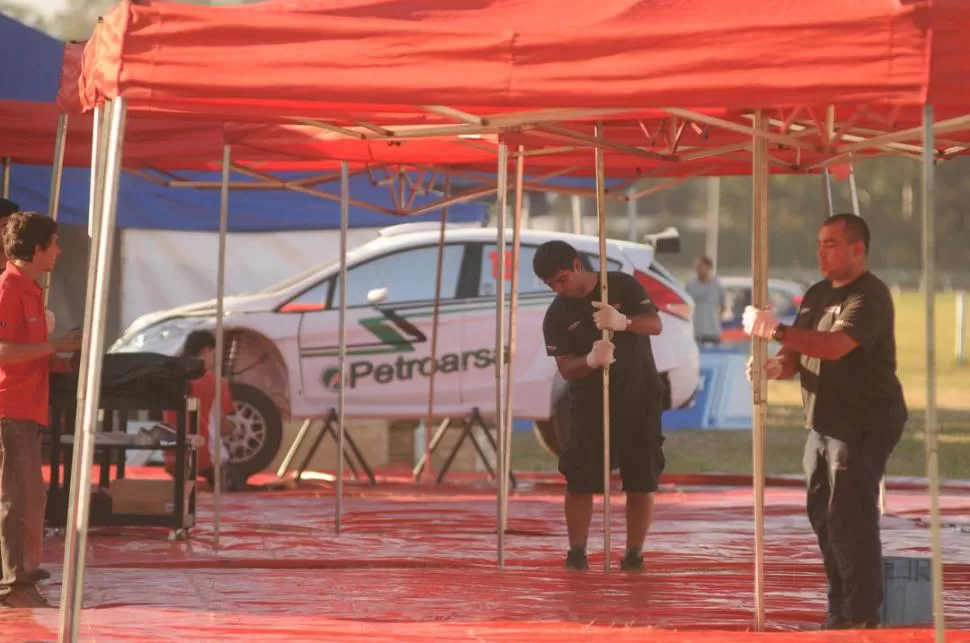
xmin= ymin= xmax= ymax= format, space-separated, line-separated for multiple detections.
xmin=487 ymin=250 xmax=514 ymax=281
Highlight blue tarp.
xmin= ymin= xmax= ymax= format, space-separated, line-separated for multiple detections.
xmin=6 ymin=166 xmax=488 ymax=232
xmin=0 ymin=15 xmax=487 ymax=231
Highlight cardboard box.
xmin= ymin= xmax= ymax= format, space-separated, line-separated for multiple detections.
xmin=108 ymin=478 xmax=193 ymax=516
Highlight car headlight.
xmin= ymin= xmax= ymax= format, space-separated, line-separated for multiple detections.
xmin=111 ymin=317 xmax=207 ymax=353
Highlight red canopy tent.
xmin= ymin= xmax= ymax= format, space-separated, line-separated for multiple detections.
xmin=68 ymin=0 xmax=951 ymax=115
xmin=51 ymin=1 xmax=968 ymax=640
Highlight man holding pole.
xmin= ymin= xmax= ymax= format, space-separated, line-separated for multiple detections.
xmin=533 ymin=240 xmax=665 ymax=572
xmin=745 ymin=213 xmax=907 ymax=629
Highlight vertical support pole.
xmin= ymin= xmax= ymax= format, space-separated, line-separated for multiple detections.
xmin=1 ymin=157 xmax=9 ymax=198
xmin=503 ymin=148 xmax=525 ymax=530
xmin=420 ymin=177 xmax=451 ymax=482
xmin=593 ymin=123 xmax=611 ymax=574
xmin=60 ymin=103 xmax=111 ymax=641
xmin=625 ymin=186 xmax=637 ymax=242
xmin=922 ymin=104 xmax=945 ymax=643
xmin=212 ymin=143 xmax=231 ymax=551
xmin=335 ymin=161 xmax=350 ymax=533
xmin=705 ymin=177 xmax=720 ymax=270
xmin=848 ymin=166 xmax=861 ymax=216
xmin=495 ymin=144 xmax=509 ymax=566
xmin=822 ymin=106 xmax=836 ymax=218
xmin=750 ymin=109 xmax=769 ymax=632
xmin=88 ymin=105 xmax=105 ymax=239
xmin=58 ymin=97 xmax=128 ymax=643
xmin=956 ymin=292 xmax=966 ymax=365
xmin=571 ymin=194 xmax=582 ymax=234
xmin=44 ymin=112 xmax=69 ymax=307
xmin=821 ymin=170 xmax=834 ymax=217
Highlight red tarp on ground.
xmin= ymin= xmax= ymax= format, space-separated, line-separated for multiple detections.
xmin=63 ymin=0 xmax=970 ymax=119
xmin=1 ymin=469 xmax=969 ymax=641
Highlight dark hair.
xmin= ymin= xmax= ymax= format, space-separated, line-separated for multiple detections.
xmin=697 ymin=256 xmax=714 ymax=268
xmin=533 ymin=240 xmax=580 ymax=280
xmin=180 ymin=330 xmax=216 ymax=358
xmin=824 ymin=213 xmax=870 ymax=256
xmin=3 ymin=211 xmax=57 ymax=262
xmin=0 ymin=198 xmax=19 ymax=218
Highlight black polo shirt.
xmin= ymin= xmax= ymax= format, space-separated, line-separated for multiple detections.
xmin=542 ymin=271 xmax=664 ymax=420
xmin=794 ymin=271 xmax=907 ymax=441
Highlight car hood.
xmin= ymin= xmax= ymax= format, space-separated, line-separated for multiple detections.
xmin=125 ymin=291 xmax=281 ymax=333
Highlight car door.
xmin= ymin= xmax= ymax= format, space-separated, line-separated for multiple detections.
xmin=458 ymin=242 xmax=557 ymax=419
xmin=295 ymin=243 xmax=469 ymax=418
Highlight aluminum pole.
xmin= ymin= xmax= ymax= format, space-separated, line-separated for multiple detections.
xmin=1 ymin=157 xmax=9 ymax=198
xmin=212 ymin=143 xmax=231 ymax=550
xmin=956 ymin=292 xmax=966 ymax=366
xmin=922 ymin=104 xmax=945 ymax=642
xmin=705 ymin=177 xmax=720 ymax=270
xmin=751 ymin=109 xmax=769 ymax=631
xmin=420 ymin=177 xmax=452 ymax=482
xmin=58 ymin=97 xmax=128 ymax=643
xmin=87 ymin=106 xmax=104 ymax=239
xmin=821 ymin=170 xmax=834 ymax=217
xmin=495 ymin=144 xmax=509 ymax=567
xmin=593 ymin=123 xmax=612 ymax=575
xmin=335 ymin=161 xmax=350 ymax=533
xmin=570 ymin=194 xmax=582 ymax=234
xmin=503 ymin=149 xmax=525 ymax=531
xmin=44 ymin=112 xmax=69 ymax=307
xmin=58 ymin=105 xmax=108 ymax=612
xmin=626 ymin=186 xmax=637 ymax=242
xmin=848 ymin=166 xmax=861 ymax=216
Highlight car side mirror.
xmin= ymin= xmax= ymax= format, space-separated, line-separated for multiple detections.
xmin=367 ymin=287 xmax=389 ymax=307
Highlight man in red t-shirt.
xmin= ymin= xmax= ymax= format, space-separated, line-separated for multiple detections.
xmin=0 ymin=212 xmax=81 ymax=607
xmin=163 ymin=330 xmax=235 ymax=488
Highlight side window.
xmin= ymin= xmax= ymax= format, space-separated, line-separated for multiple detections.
xmin=581 ymin=253 xmax=622 ymax=273
xmin=332 ymin=244 xmax=465 ymax=307
xmin=478 ymin=244 xmax=548 ymax=297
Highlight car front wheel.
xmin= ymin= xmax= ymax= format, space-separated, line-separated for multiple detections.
xmin=226 ymin=382 xmax=283 ymax=478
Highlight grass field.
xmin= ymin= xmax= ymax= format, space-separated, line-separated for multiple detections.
xmin=512 ymin=291 xmax=970 ymax=481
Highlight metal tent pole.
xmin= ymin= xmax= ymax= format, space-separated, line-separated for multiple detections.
xmin=57 ymin=104 xmax=108 ymax=628
xmin=751 ymin=109 xmax=769 ymax=631
xmin=335 ymin=161 xmax=350 ymax=533
xmin=44 ymin=113 xmax=69 ymax=307
xmin=58 ymin=97 xmax=128 ymax=643
xmin=495 ymin=143 xmax=509 ymax=567
xmin=420 ymin=177 xmax=451 ymax=482
xmin=502 ymin=148 xmax=525 ymax=531
xmin=593 ymin=123 xmax=612 ymax=574
xmin=922 ymin=104 xmax=945 ymax=643
xmin=212 ymin=143 xmax=231 ymax=550
xmin=1 ymin=156 xmax=9 ymax=198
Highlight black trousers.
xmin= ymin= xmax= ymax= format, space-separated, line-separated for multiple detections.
xmin=803 ymin=427 xmax=902 ymax=622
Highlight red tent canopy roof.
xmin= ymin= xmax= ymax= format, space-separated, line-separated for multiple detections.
xmin=63 ymin=0 xmax=969 ymax=121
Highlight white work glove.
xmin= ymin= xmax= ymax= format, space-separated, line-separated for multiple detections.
xmin=45 ymin=309 xmax=55 ymax=334
xmin=591 ymin=300 xmax=628 ymax=332
xmin=585 ymin=339 xmax=616 ymax=369
xmin=746 ymin=356 xmax=783 ymax=382
xmin=742 ymin=305 xmax=779 ymax=339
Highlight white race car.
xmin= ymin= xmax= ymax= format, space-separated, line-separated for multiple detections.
xmin=110 ymin=224 xmax=700 ymax=476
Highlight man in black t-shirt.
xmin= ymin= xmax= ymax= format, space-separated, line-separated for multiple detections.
xmin=745 ymin=213 xmax=907 ymax=630
xmin=534 ymin=240 xmax=666 ymax=572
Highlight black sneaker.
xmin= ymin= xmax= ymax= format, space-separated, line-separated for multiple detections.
xmin=620 ymin=548 xmax=644 ymax=571
xmin=564 ymin=549 xmax=589 ymax=571
xmin=31 ymin=568 xmax=51 ymax=582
